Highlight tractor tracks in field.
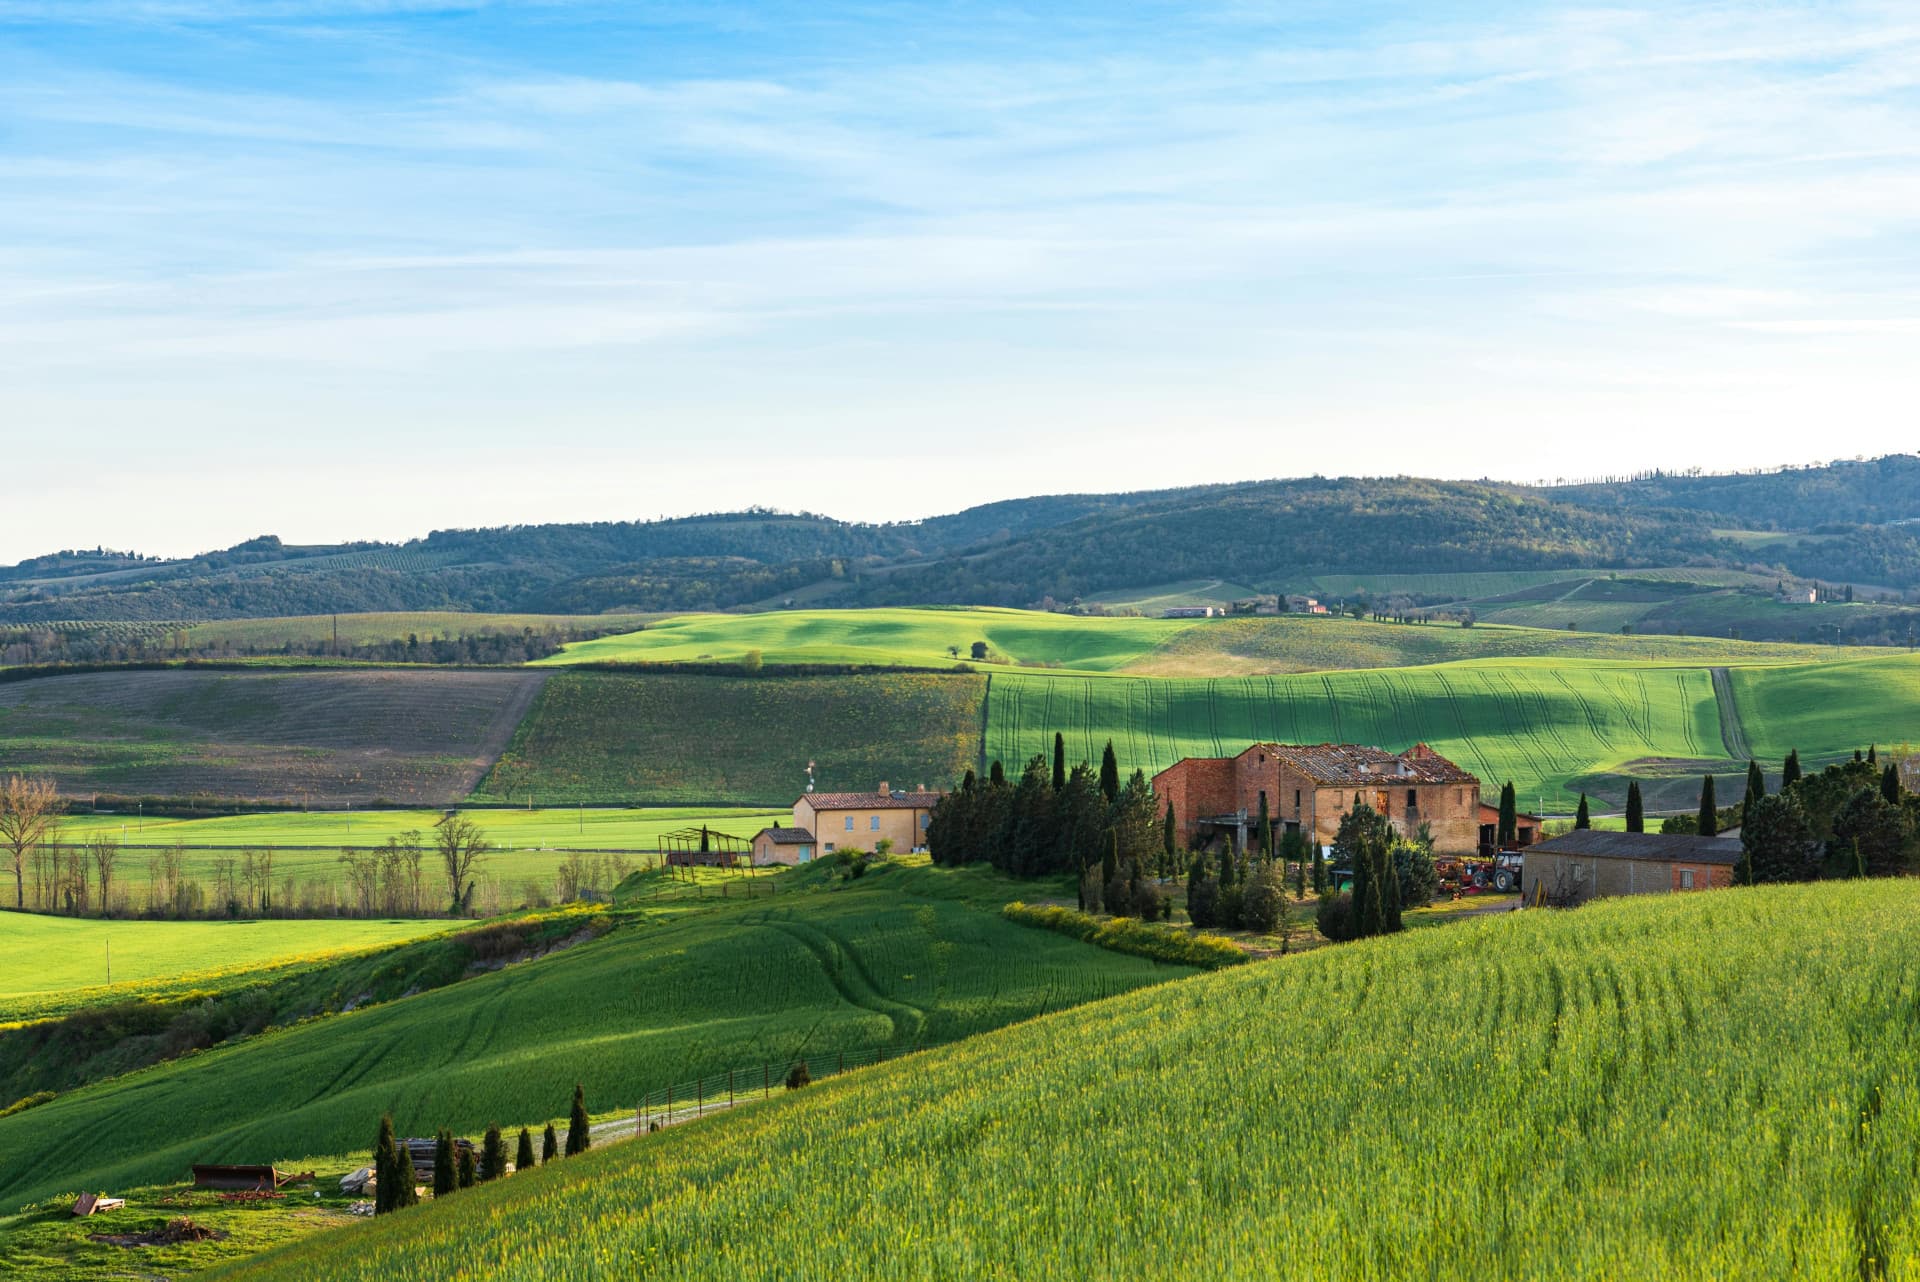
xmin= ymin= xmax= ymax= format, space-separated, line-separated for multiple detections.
xmin=1709 ymin=667 xmax=1751 ymax=761
xmin=758 ymin=918 xmax=927 ymax=1045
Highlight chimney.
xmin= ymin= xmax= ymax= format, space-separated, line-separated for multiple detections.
xmin=876 ymin=781 xmax=889 ymax=796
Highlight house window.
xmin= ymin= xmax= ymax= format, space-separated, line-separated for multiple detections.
xmin=1294 ymin=790 xmax=1301 ymax=810
xmin=870 ymin=816 xmax=880 ymax=831
xmin=845 ymin=816 xmax=854 ymax=831
xmin=1406 ymin=789 xmax=1417 ymax=808
xmin=824 ymin=842 xmax=836 ymax=853
xmin=920 ymin=814 xmax=930 ymax=829
xmin=1680 ymin=869 xmax=1695 ymax=889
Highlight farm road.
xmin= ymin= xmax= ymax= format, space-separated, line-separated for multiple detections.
xmin=1709 ymin=667 xmax=1751 ymax=760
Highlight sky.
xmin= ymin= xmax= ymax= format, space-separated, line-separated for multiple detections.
xmin=2 ymin=0 xmax=1918 ymax=562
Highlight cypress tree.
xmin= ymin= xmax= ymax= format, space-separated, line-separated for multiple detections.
xmin=1099 ymin=741 xmax=1120 ymax=804
xmin=1744 ymin=759 xmax=1766 ymax=822
xmin=1697 ymin=774 xmax=1719 ymax=837
xmin=989 ymin=759 xmax=1006 ymax=786
xmin=479 ymin=1123 xmax=506 ymax=1182
xmin=1782 ymin=750 xmax=1802 ymax=790
xmin=1162 ymin=803 xmax=1176 ymax=873
xmin=1052 ymin=733 xmax=1066 ymax=792
xmin=566 ymin=1083 xmax=591 ymax=1156
xmin=1310 ymin=834 xmax=1326 ymax=895
xmin=1497 ymin=782 xmax=1517 ymax=847
xmin=373 ymin=1113 xmax=414 ymax=1214
xmin=515 ymin=1126 xmax=535 ymax=1174
xmin=1257 ymin=793 xmax=1271 ymax=859
xmin=1217 ymin=840 xmax=1234 ymax=889
xmin=432 ymin=1130 xmax=456 ymax=1197
xmin=1574 ymin=794 xmax=1591 ymax=829
xmin=1101 ymin=827 xmax=1119 ymax=893
xmin=541 ymin=1122 xmax=558 ymax=1164
xmin=456 ymin=1144 xmax=476 ymax=1189
xmin=1868 ymin=743 xmax=1878 ymax=766
xmin=1883 ymin=763 xmax=1903 ymax=805
xmin=1625 ymin=781 xmax=1644 ymax=833
xmin=1381 ymin=840 xmax=1402 ymax=932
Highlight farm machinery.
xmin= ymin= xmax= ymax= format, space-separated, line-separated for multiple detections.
xmin=1435 ymin=852 xmax=1524 ymax=895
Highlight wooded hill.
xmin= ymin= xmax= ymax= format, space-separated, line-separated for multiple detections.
xmin=5 ymin=458 xmax=1918 ymax=635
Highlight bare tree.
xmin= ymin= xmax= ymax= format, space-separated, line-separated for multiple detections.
xmin=89 ymin=834 xmax=119 ymax=917
xmin=0 ymin=775 xmax=62 ymax=909
xmin=434 ymin=815 xmax=491 ymax=915
xmin=399 ymin=830 xmax=424 ymax=915
xmin=339 ymin=848 xmax=378 ymax=916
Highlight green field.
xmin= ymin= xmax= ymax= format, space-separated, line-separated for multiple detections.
xmin=0 ymin=860 xmax=1188 ymax=1212
xmin=46 ymin=806 xmax=782 ymax=913
xmin=540 ymin=607 xmax=1194 ymax=673
xmin=987 ymin=654 xmax=1920 ymax=809
xmin=1078 ymin=580 xmax=1262 ymax=611
xmin=181 ymin=612 xmax=658 ymax=651
xmin=475 ymin=670 xmax=986 ymax=805
xmin=0 ymin=914 xmax=450 ymax=1025
xmin=225 ymin=880 xmax=1920 ymax=1280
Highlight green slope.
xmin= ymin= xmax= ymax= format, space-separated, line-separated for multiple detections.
xmin=228 ymin=881 xmax=1920 ymax=1280
xmin=1727 ymin=653 xmax=1920 ymax=762
xmin=538 ymin=606 xmax=1193 ymax=673
xmin=472 ymin=670 xmax=986 ymax=805
xmin=0 ymin=862 xmax=1187 ymax=1212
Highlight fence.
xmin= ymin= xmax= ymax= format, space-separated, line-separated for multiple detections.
xmin=615 ymin=1037 xmax=950 ymax=1137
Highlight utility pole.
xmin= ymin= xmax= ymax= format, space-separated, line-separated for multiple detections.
xmin=106 ymin=938 xmax=111 ymax=986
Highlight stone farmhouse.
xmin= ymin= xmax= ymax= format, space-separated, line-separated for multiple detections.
xmin=1522 ymin=830 xmax=1739 ymax=904
xmin=750 ymin=781 xmax=940 ymax=866
xmin=1152 ymin=743 xmax=1481 ymax=855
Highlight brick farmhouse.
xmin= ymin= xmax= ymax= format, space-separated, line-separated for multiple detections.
xmin=1152 ymin=743 xmax=1481 ymax=855
xmin=751 ymin=781 xmax=940 ymax=866
xmin=1521 ymin=830 xmax=1738 ymax=904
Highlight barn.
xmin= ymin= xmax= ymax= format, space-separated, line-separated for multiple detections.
xmin=1523 ymin=831 xmax=1739 ymax=905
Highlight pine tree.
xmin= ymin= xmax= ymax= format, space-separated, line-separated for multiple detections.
xmin=1697 ymin=774 xmax=1719 ymax=837
xmin=566 ymin=1083 xmax=591 ymax=1156
xmin=1574 ymin=794 xmax=1591 ymax=829
xmin=516 ymin=1127 xmax=535 ymax=1174
xmin=456 ymin=1144 xmax=476 ymax=1189
xmin=432 ymin=1130 xmax=456 ymax=1197
xmin=1497 ymin=782 xmax=1517 ymax=846
xmin=1052 ymin=733 xmax=1066 ymax=792
xmin=1099 ymin=741 xmax=1120 ymax=804
xmin=1744 ymin=759 xmax=1766 ymax=822
xmin=541 ymin=1122 xmax=558 ymax=1164
xmin=1883 ymin=763 xmax=1903 ymax=805
xmin=479 ymin=1123 xmax=506 ymax=1182
xmin=1625 ymin=781 xmax=1644 ymax=833
xmin=1782 ymin=749 xmax=1802 ymax=790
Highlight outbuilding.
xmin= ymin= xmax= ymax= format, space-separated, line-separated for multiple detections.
xmin=1523 ymin=831 xmax=1738 ymax=905
xmin=750 ymin=826 xmax=817 ymax=866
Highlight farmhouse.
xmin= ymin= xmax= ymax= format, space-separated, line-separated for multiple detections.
xmin=1162 ymin=606 xmax=1218 ymax=618
xmin=781 ymin=782 xmax=941 ymax=858
xmin=1523 ymin=830 xmax=1738 ymax=905
xmin=1477 ymin=801 xmax=1542 ymax=856
xmin=1153 ymin=743 xmax=1480 ymax=855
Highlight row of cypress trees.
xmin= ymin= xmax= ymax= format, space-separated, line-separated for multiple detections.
xmin=370 ymin=1083 xmax=596 ymax=1215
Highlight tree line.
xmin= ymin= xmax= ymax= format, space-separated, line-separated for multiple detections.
xmin=371 ymin=1082 xmax=594 ymax=1216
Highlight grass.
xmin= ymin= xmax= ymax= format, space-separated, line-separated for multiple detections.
xmin=538 ymin=606 xmax=1195 ymax=673
xmin=223 ymin=879 xmax=1920 ymax=1280
xmin=473 ymin=670 xmax=986 ymax=805
xmin=1727 ymin=653 xmax=1920 ymax=764
xmin=1077 ymin=580 xmax=1262 ymax=611
xmin=181 ymin=612 xmax=658 ymax=651
xmin=0 ymin=860 xmax=1190 ymax=1213
xmin=0 ymin=915 xmax=451 ymax=1025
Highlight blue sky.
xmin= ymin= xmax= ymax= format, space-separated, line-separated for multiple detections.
xmin=2 ymin=1 xmax=1917 ymax=560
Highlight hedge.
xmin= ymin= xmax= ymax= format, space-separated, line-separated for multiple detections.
xmin=1002 ymin=902 xmax=1248 ymax=970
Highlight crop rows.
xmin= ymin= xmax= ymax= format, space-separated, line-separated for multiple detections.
xmin=227 ymin=879 xmax=1920 ymax=1281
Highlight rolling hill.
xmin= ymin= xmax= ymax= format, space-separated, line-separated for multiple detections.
xmin=222 ymin=879 xmax=1920 ymax=1280
xmin=0 ymin=861 xmax=1189 ymax=1213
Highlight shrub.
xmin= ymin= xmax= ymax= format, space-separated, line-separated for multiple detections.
xmin=456 ymin=1144 xmax=477 ymax=1189
xmin=1186 ymin=875 xmax=1220 ymax=929
xmin=1316 ymin=893 xmax=1358 ymax=943
xmin=1002 ymin=902 xmax=1246 ymax=970
xmin=786 ymin=1060 xmax=812 ymax=1090
xmin=0 ymin=1091 xmax=54 ymax=1119
xmin=1216 ymin=885 xmax=1244 ymax=931
xmin=1239 ymin=862 xmax=1288 ymax=934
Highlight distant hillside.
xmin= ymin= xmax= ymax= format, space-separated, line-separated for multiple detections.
xmin=4 ymin=458 xmax=1917 ymax=643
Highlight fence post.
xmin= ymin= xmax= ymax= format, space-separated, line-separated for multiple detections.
xmin=666 ymin=1082 xmax=671 ymax=1123
xmin=838 ymin=1050 xmax=844 ymax=1075
xmin=697 ymin=1077 xmax=703 ymax=1117
xmin=635 ymin=1105 xmax=642 ymax=1138
xmin=764 ymin=1063 xmax=770 ymax=1099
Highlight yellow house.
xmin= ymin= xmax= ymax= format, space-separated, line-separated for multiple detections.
xmin=789 ymin=781 xmax=940 ymax=856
